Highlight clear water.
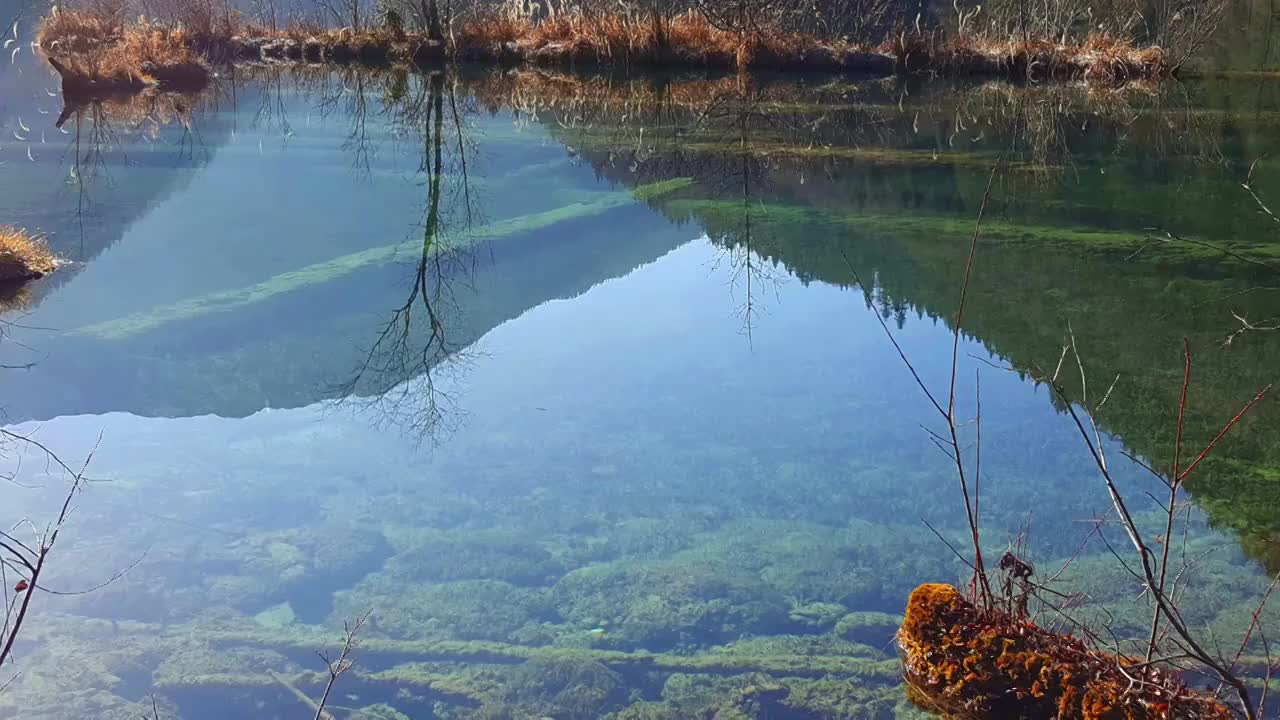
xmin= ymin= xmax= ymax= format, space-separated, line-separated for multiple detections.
xmin=0 ymin=55 xmax=1279 ymax=719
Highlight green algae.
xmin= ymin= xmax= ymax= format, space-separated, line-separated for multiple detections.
xmin=197 ymin=629 xmax=900 ymax=679
xmin=73 ymin=178 xmax=692 ymax=341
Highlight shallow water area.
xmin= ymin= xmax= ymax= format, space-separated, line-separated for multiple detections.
xmin=0 ymin=48 xmax=1278 ymax=719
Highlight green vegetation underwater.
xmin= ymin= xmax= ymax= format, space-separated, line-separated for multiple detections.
xmin=2 ymin=17 xmax=1280 ymax=720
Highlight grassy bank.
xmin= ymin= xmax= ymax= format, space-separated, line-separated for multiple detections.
xmin=37 ymin=4 xmax=1177 ymax=96
xmin=39 ymin=10 xmax=210 ymax=96
xmin=0 ymin=228 xmax=56 ymax=283
xmin=0 ymin=228 xmax=56 ymax=315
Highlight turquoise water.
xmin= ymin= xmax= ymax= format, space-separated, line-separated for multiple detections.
xmin=0 ymin=59 xmax=1278 ymax=718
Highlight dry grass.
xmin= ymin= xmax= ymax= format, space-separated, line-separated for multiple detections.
xmin=40 ymin=9 xmax=210 ymax=95
xmin=880 ymin=30 xmax=1174 ymax=80
xmin=0 ymin=229 xmax=57 ymax=284
xmin=37 ymin=6 xmax=125 ymax=54
xmin=453 ymin=10 xmax=741 ymax=65
xmin=455 ymin=8 xmax=525 ymax=49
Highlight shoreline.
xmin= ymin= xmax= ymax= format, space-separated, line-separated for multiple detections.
xmin=38 ymin=11 xmax=1176 ymax=99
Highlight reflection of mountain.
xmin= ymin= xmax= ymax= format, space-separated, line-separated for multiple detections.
xmin=2 ymin=202 xmax=691 ymax=420
xmin=0 ymin=70 xmax=698 ymax=425
xmin=2 ymin=69 xmax=1277 ymax=570
xmin=691 ymin=199 xmax=1280 ymax=572
xmin=528 ymin=75 xmax=1280 ymax=572
xmin=0 ymin=54 xmax=237 ymax=313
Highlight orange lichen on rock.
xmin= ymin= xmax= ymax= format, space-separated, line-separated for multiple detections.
xmin=898 ymin=583 xmax=1232 ymax=720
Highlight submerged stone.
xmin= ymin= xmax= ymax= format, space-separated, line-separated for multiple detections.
xmin=252 ymin=601 xmax=297 ymax=628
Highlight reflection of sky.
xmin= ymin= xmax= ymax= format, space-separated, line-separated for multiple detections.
xmin=0 ymin=79 xmax=665 ymax=421
xmin=10 ymin=237 xmax=1183 ymax=596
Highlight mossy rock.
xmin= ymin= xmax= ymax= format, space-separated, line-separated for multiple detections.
xmin=833 ymin=611 xmax=905 ymax=646
xmin=787 ymin=601 xmax=848 ymax=629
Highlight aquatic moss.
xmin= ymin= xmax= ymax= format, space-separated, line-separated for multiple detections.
xmin=0 ymin=614 xmax=179 ymax=719
xmin=787 ymin=600 xmax=848 ymax=629
xmin=74 ymin=178 xmax=693 ymax=340
xmin=381 ymin=529 xmax=565 ymax=586
xmin=833 ymin=611 xmax=905 ymax=645
xmin=777 ymin=677 xmax=916 ymax=718
xmin=648 ymin=672 xmax=790 ymax=718
xmin=708 ymin=634 xmax=884 ymax=660
xmin=331 ymin=578 xmax=555 ymax=642
xmin=226 ymin=526 xmax=393 ymax=622
xmin=671 ymin=518 xmax=953 ymax=616
xmin=898 ymin=583 xmax=1233 ymax=719
xmin=198 ymin=628 xmax=902 ymax=679
xmin=550 ymin=557 xmax=790 ymax=650
xmin=475 ymin=657 xmax=626 ymax=720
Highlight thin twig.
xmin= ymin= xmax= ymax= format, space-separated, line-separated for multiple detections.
xmin=313 ymin=612 xmax=369 ymax=720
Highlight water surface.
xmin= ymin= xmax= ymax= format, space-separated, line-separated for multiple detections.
xmin=0 ymin=61 xmax=1278 ymax=719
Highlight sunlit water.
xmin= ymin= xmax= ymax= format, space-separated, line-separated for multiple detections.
xmin=0 ymin=48 xmax=1278 ymax=719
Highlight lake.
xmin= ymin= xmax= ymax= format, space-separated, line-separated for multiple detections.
xmin=0 ymin=51 xmax=1278 ymax=719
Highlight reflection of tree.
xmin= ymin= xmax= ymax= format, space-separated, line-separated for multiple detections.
xmin=500 ymin=71 xmax=1277 ymax=571
xmin=337 ymin=72 xmax=482 ymax=443
xmin=56 ymin=90 xmax=212 ymax=257
xmin=317 ymin=69 xmax=376 ymax=176
xmin=525 ymin=75 xmax=802 ymax=337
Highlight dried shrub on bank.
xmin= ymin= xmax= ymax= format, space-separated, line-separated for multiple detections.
xmin=41 ymin=13 xmax=210 ymax=95
xmin=899 ymin=584 xmax=1234 ymax=720
xmin=37 ymin=4 xmax=126 ymax=54
xmin=0 ymin=228 xmax=57 ymax=284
